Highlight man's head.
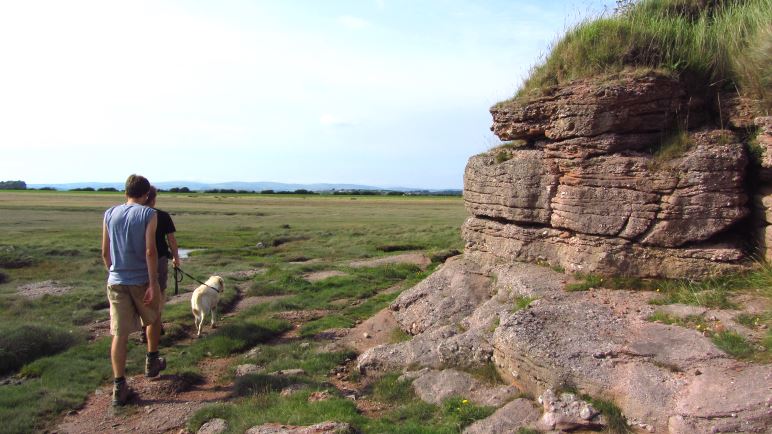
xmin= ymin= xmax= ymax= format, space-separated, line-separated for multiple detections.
xmin=124 ymin=174 xmax=151 ymax=199
xmin=145 ymin=186 xmax=158 ymax=207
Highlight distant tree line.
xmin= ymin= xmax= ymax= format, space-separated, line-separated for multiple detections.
xmin=0 ymin=180 xmax=26 ymax=190
xmin=204 ymin=188 xmax=318 ymax=195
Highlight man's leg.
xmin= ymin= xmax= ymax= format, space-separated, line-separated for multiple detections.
xmin=146 ymin=317 xmax=161 ymax=353
xmin=110 ymin=334 xmax=129 ymax=378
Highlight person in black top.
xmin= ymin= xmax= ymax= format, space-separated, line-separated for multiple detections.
xmin=140 ymin=186 xmax=180 ymax=342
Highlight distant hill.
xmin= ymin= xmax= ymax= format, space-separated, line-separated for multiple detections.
xmin=27 ymin=181 xmax=460 ymax=194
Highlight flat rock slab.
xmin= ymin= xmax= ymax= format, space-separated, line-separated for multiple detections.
xmin=655 ymin=304 xmax=708 ymax=318
xmin=17 ymin=280 xmax=72 ymax=298
xmin=411 ymin=369 xmax=519 ymax=407
xmin=303 ymin=270 xmax=347 ymax=282
xmin=349 ymin=252 xmax=430 ymax=270
xmin=360 ymin=254 xmax=772 ymax=433
xmin=245 ymin=421 xmax=352 ymax=434
xmin=463 ymin=398 xmax=540 ymax=434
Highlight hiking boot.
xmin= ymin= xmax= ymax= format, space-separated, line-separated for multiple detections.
xmin=145 ymin=355 xmax=166 ymax=378
xmin=112 ymin=381 xmax=132 ymax=406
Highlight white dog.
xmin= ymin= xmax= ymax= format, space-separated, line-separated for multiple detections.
xmin=191 ymin=276 xmax=224 ymax=337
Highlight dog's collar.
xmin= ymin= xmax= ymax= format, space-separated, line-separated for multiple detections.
xmin=205 ymin=284 xmax=222 ymax=293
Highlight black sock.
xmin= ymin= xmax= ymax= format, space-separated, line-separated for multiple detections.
xmin=147 ymin=351 xmax=159 ymax=359
xmin=114 ymin=376 xmax=125 ymax=385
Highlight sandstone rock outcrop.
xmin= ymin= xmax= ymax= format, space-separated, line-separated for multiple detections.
xmin=356 ymin=72 xmax=771 ymax=433
xmin=471 ymin=71 xmax=752 ymax=278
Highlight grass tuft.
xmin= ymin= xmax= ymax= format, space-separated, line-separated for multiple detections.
xmin=441 ymin=396 xmax=496 ymax=430
xmin=712 ymin=330 xmax=755 ymax=359
xmin=371 ymin=372 xmax=415 ymax=403
xmin=513 ymin=295 xmax=537 ymax=311
xmin=0 ymin=324 xmax=81 ymax=376
xmin=566 ymin=274 xmax=604 ymax=291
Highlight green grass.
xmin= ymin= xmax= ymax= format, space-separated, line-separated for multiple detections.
xmin=0 ymin=191 xmax=466 ymax=433
xmin=712 ymin=330 xmax=755 ymax=359
xmin=513 ymin=295 xmax=537 ymax=312
xmin=370 ymin=372 xmax=415 ymax=403
xmin=581 ymin=394 xmax=631 ymax=434
xmin=0 ymin=338 xmax=147 ymax=433
xmin=647 ymin=311 xmax=771 ymax=362
xmin=245 ymin=341 xmax=355 ymax=379
xmin=565 ymin=273 xmax=605 ymax=291
xmin=389 ymin=328 xmax=413 ymax=344
xmin=510 ymin=0 xmax=772 ymax=111
xmin=566 ymin=264 xmax=772 ymax=310
xmin=0 ymin=324 xmax=82 ymax=375
xmin=188 ymin=372 xmax=494 ymax=434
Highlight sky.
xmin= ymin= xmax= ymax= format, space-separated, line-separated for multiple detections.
xmin=0 ymin=0 xmax=616 ymax=189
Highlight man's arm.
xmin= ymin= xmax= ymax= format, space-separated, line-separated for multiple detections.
xmin=143 ymin=213 xmax=159 ymax=306
xmin=168 ymin=232 xmax=180 ymax=268
xmin=101 ymin=221 xmax=112 ymax=271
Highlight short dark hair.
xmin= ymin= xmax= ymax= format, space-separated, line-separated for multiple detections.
xmin=147 ymin=185 xmax=158 ymax=203
xmin=125 ymin=174 xmax=150 ymax=198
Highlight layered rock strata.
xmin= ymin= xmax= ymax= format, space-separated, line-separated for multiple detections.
xmin=754 ymin=116 xmax=772 ymax=261
xmin=470 ymin=71 xmax=751 ymax=278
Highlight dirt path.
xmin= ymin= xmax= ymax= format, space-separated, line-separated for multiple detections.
xmin=55 ymin=363 xmax=232 ymax=434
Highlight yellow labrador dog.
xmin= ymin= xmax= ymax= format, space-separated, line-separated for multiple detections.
xmin=191 ymin=276 xmax=224 ymax=337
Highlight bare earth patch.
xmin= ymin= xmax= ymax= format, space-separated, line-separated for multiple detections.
xmin=219 ymin=268 xmax=266 ymax=279
xmin=339 ymin=307 xmax=400 ymax=354
xmin=303 ymin=270 xmax=347 ymax=282
xmin=349 ymin=252 xmax=430 ymax=269
xmin=227 ymin=295 xmax=291 ymax=316
xmin=16 ymin=280 xmax=73 ymax=299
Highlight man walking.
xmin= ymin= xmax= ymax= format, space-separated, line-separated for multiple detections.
xmin=101 ymin=174 xmax=167 ymax=406
xmin=139 ymin=185 xmax=180 ymax=343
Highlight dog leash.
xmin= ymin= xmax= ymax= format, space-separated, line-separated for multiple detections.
xmin=173 ymin=266 xmax=222 ymax=293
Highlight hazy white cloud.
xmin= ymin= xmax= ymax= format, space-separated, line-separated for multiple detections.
xmin=375 ymin=0 xmax=386 ymax=10
xmin=319 ymin=114 xmax=354 ymax=127
xmin=338 ymin=15 xmax=370 ymax=29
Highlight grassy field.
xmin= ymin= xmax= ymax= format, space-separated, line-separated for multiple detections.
xmin=0 ymin=190 xmax=469 ymax=433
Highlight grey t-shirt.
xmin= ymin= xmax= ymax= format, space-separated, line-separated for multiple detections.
xmin=104 ymin=203 xmax=155 ymax=285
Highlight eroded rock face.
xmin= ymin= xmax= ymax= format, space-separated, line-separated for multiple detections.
xmin=467 ymin=72 xmax=751 ymax=278
xmin=491 ymin=72 xmax=684 ymax=141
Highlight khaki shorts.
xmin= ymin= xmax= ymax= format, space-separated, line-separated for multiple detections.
xmin=107 ymin=283 xmax=163 ymax=336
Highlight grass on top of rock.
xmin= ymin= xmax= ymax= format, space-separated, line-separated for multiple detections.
xmin=565 ymin=264 xmax=772 ymax=310
xmin=647 ymin=311 xmax=771 ymax=362
xmin=510 ymin=0 xmax=772 ymax=111
xmin=581 ymin=394 xmax=631 ymax=434
xmin=512 ymin=295 xmax=537 ymax=312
